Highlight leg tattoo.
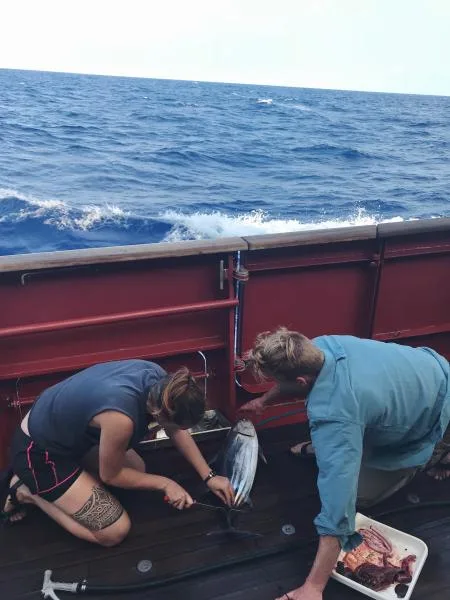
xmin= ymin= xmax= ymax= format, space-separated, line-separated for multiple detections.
xmin=72 ymin=486 xmax=124 ymax=531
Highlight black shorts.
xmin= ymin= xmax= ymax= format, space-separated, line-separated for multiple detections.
xmin=10 ymin=427 xmax=82 ymax=502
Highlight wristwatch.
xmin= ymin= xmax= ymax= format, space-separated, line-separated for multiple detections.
xmin=203 ymin=469 xmax=217 ymax=483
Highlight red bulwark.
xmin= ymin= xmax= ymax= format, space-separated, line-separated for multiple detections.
xmin=238 ymin=226 xmax=378 ymax=392
xmin=372 ymin=221 xmax=450 ymax=358
xmin=236 ymin=220 xmax=450 ymax=427
xmin=0 ymin=240 xmax=245 ymax=468
xmin=0 ymin=220 xmax=449 ymax=466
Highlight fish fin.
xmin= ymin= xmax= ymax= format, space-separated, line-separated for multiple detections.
xmin=233 ymin=495 xmax=253 ymax=510
xmin=258 ymin=445 xmax=268 ymax=465
xmin=245 ymin=496 xmax=254 ymax=509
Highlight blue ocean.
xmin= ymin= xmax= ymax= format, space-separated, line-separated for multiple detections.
xmin=1 ymin=69 xmax=449 ymax=256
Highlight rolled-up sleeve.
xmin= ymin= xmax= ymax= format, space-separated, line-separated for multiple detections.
xmin=311 ymin=419 xmax=364 ymax=551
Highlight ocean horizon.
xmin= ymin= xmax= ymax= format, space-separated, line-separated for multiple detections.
xmin=1 ymin=68 xmax=449 ymax=256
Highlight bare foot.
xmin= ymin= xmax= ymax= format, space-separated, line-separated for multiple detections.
xmin=290 ymin=441 xmax=315 ymax=457
xmin=426 ymin=451 xmax=450 ymax=481
xmin=3 ymin=475 xmax=29 ymax=523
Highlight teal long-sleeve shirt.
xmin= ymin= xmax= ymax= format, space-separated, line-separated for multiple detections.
xmin=307 ymin=335 xmax=450 ymax=551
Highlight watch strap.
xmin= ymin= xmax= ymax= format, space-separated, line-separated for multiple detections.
xmin=203 ymin=470 xmax=217 ymax=483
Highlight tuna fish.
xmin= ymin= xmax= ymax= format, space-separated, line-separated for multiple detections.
xmin=215 ymin=419 xmax=259 ymax=507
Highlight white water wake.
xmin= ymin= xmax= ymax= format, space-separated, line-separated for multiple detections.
xmin=160 ymin=208 xmax=406 ymax=242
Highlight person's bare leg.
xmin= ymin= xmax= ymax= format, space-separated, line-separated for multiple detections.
xmin=82 ymin=447 xmax=145 ymax=475
xmin=54 ymin=471 xmax=131 ymax=546
xmin=7 ymin=472 xmax=130 ymax=546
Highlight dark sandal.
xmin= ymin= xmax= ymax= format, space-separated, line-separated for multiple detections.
xmin=0 ymin=470 xmax=27 ymax=525
xmin=290 ymin=440 xmax=315 ymax=459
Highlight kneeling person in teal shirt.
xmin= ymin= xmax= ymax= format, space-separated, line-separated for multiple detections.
xmin=240 ymin=328 xmax=450 ymax=600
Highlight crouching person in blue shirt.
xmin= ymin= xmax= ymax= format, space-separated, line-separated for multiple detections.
xmin=2 ymin=359 xmax=234 ymax=545
xmin=240 ymin=327 xmax=450 ymax=600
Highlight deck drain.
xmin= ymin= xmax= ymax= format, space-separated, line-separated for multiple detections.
xmin=407 ymin=493 xmax=420 ymax=505
xmin=281 ymin=524 xmax=296 ymax=536
xmin=137 ymin=559 xmax=153 ymax=573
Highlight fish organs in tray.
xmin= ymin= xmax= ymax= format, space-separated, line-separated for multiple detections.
xmin=339 ymin=526 xmax=417 ymax=592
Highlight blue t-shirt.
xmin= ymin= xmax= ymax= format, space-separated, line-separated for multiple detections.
xmin=29 ymin=359 xmax=167 ymax=458
xmin=308 ymin=336 xmax=450 ymax=551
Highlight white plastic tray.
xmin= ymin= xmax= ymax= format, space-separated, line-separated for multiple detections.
xmin=331 ymin=513 xmax=428 ymax=600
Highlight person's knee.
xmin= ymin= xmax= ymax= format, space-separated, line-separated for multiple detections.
xmin=95 ymin=512 xmax=131 ymax=547
xmin=69 ymin=483 xmax=130 ymax=545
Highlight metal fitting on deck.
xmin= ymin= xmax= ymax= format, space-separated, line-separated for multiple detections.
xmin=41 ymin=570 xmax=78 ymax=600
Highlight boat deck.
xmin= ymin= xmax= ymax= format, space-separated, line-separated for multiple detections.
xmin=1 ymin=423 xmax=450 ymax=600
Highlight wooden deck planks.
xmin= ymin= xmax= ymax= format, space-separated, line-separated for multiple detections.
xmin=1 ymin=424 xmax=450 ymax=600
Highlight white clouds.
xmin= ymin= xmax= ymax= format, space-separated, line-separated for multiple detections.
xmin=1 ymin=0 xmax=449 ymax=95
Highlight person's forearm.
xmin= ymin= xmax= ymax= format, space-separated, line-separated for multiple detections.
xmin=304 ymin=536 xmax=341 ymax=593
xmin=260 ymin=384 xmax=283 ymax=406
xmin=103 ymin=466 xmax=170 ymax=492
xmin=168 ymin=428 xmax=210 ymax=480
xmin=261 ymin=382 xmax=304 ymax=406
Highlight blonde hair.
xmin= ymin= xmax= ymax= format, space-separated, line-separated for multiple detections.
xmin=244 ymin=327 xmax=323 ymax=382
xmin=149 ymin=367 xmax=205 ymax=427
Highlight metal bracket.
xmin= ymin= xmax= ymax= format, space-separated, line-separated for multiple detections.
xmin=20 ymin=265 xmax=98 ymax=286
xmin=41 ymin=570 xmax=78 ymax=600
xmin=219 ymin=259 xmax=229 ymax=290
xmin=6 ymin=397 xmax=20 ymax=409
xmin=233 ymin=266 xmax=249 ymax=283
xmin=197 ymin=350 xmax=208 ymax=400
xmin=4 ymin=378 xmax=25 ymax=419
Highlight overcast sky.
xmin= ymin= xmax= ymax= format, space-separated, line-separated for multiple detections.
xmin=1 ymin=0 xmax=449 ymax=95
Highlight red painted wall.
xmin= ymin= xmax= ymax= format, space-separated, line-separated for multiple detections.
xmin=0 ymin=220 xmax=449 ymax=468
